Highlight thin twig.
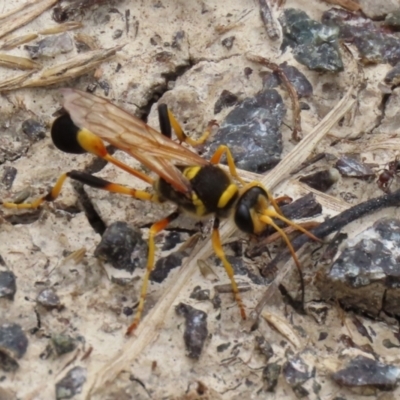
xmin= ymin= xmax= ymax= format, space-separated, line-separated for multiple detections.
xmin=321 ymin=0 xmax=361 ymax=12
xmin=258 ymin=0 xmax=280 ymax=41
xmin=247 ymin=54 xmax=302 ymax=141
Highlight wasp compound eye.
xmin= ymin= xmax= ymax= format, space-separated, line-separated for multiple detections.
xmin=234 ymin=186 xmax=267 ymax=235
xmin=234 ymin=201 xmax=253 ymax=234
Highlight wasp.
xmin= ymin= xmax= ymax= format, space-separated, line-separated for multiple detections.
xmin=3 ymin=89 xmax=320 ymax=335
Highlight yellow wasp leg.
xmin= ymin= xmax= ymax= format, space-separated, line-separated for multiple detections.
xmin=211 ymin=217 xmax=247 ymax=320
xmin=210 ymin=144 xmax=246 ymax=186
xmin=126 ymin=211 xmax=180 ymax=335
xmin=166 ymin=108 xmax=218 ymax=146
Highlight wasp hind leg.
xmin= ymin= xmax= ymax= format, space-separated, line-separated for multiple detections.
xmin=211 ymin=217 xmax=247 ymax=320
xmin=2 ymin=170 xmax=158 ymax=209
xmin=157 ymin=103 xmax=217 ymax=145
xmin=126 ymin=211 xmax=180 ymax=335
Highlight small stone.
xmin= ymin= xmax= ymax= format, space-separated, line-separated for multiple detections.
xmin=175 ymin=303 xmax=208 ymax=359
xmin=25 ymin=33 xmax=74 ymax=59
xmin=264 ymin=62 xmax=313 ymax=98
xmin=305 ymin=302 xmax=329 ymax=324
xmin=299 ymin=169 xmax=339 ymax=192
xmin=1 ymin=166 xmax=17 ymax=190
xmin=51 ymin=334 xmax=77 ymax=356
xmin=205 ymin=88 xmax=285 ymax=173
xmin=332 ymin=355 xmax=400 ymax=391
xmin=150 ymin=251 xmax=185 ymax=283
xmin=335 ymin=156 xmax=374 ymax=179
xmin=40 ymin=344 xmax=54 ymax=360
xmin=263 ymin=362 xmax=281 ymax=392
xmin=382 ymin=338 xmax=400 ymax=349
xmin=0 ymin=271 xmax=16 ymax=300
xmin=283 ymin=354 xmax=314 ymax=387
xmin=211 ymin=294 xmax=221 ymax=310
xmin=255 ymin=336 xmax=274 ymax=360
xmin=321 ymin=218 xmax=400 ymax=317
xmin=385 ymin=63 xmax=400 ymax=85
xmin=216 ymin=342 xmax=230 ymax=352
xmin=189 ymin=286 xmax=210 ymax=301
xmin=292 ymin=385 xmax=309 ymax=398
xmin=55 ymin=366 xmax=87 ymax=399
xmin=0 ymin=323 xmax=28 ymax=372
xmin=318 ymin=332 xmax=328 ymax=341
xmin=110 ymin=276 xmax=135 ymax=286
xmin=98 ymin=80 xmax=110 ymax=96
xmin=37 ymin=288 xmax=61 ymax=310
xmin=21 ymin=119 xmax=46 ymax=142
xmin=214 ymin=90 xmax=238 ymax=114
xmin=122 ymin=306 xmax=134 ymax=316
xmin=385 ymin=10 xmax=400 ymax=28
xmin=95 ymin=222 xmax=147 ymax=273
xmin=150 ymin=34 xmax=162 ymax=46
xmin=161 ymin=231 xmax=183 ymax=251
xmin=112 ymin=29 xmax=123 ymax=39
xmin=280 ymin=9 xmax=343 ymax=72
xmin=221 ymin=36 xmax=235 ymax=49
xmin=323 ymin=8 xmax=400 ymax=66
xmin=172 ymin=30 xmax=185 ymax=50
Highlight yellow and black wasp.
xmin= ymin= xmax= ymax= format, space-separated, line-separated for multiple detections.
xmin=3 ymin=88 xmax=320 ymax=335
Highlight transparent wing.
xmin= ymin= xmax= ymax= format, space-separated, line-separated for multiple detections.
xmin=61 ymin=88 xmax=209 ymax=194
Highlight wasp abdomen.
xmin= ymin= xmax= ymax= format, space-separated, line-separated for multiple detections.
xmin=51 ymin=113 xmax=86 ymax=154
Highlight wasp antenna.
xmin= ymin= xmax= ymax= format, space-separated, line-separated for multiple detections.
xmin=259 ymin=214 xmax=305 ymax=305
xmin=265 ymin=210 xmax=322 ymax=244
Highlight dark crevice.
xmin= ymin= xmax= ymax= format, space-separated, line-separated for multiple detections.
xmin=338 ymin=300 xmax=384 ymax=321
xmin=85 ymin=153 xmax=109 ymax=174
xmin=3 ymin=210 xmax=43 ymax=225
xmin=139 ymin=222 xmax=198 ymax=235
xmin=138 ymin=63 xmax=194 ymax=122
xmin=161 ymin=64 xmax=193 ymax=87
xmin=278 ymin=284 xmax=306 ymax=314
xmin=373 ymin=92 xmax=391 ymax=132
